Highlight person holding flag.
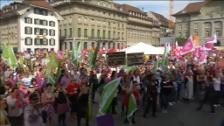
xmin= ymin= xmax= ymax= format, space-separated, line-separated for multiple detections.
xmin=121 ymin=76 xmax=138 ymax=125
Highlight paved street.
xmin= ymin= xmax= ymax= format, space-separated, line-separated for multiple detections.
xmin=60 ymin=101 xmax=224 ymax=126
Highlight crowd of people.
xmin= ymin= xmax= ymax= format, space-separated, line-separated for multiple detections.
xmin=0 ymin=50 xmax=224 ymax=126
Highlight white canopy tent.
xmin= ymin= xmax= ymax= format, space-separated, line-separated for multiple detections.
xmin=121 ymin=42 xmax=164 ymax=54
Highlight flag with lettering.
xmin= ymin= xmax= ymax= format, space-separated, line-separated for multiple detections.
xmin=180 ymin=36 xmax=195 ymax=55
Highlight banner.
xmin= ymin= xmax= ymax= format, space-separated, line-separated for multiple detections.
xmin=107 ymin=52 xmax=125 ymax=66
xmin=127 ymin=53 xmax=144 ymax=66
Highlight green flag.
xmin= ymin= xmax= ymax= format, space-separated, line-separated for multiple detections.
xmin=46 ymin=52 xmax=59 ymax=85
xmin=161 ymin=43 xmax=169 ymax=71
xmin=98 ymin=77 xmax=121 ymax=115
xmin=152 ymin=60 xmax=159 ymax=73
xmin=88 ymin=43 xmax=100 ymax=68
xmin=123 ymin=66 xmax=137 ymax=73
xmin=2 ymin=45 xmax=17 ymax=69
xmin=127 ymin=94 xmax=137 ymax=119
xmin=72 ymin=44 xmax=82 ymax=66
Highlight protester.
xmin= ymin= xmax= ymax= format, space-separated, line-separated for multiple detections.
xmin=197 ymin=76 xmax=216 ymax=113
xmin=76 ymin=81 xmax=89 ymax=126
xmin=41 ymin=84 xmax=55 ymax=126
xmin=160 ymin=74 xmax=173 ymax=113
xmin=55 ymin=84 xmax=69 ymax=126
xmin=143 ymin=73 xmax=158 ymax=117
xmin=24 ymin=91 xmax=43 ymax=126
xmin=0 ymin=37 xmax=224 ymax=126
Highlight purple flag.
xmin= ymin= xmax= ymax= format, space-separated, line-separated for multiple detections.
xmin=96 ymin=115 xmax=114 ymax=126
xmin=206 ymin=34 xmax=217 ymax=44
xmin=180 ymin=36 xmax=195 ymax=55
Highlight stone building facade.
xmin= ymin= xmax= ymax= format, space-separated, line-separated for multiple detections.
xmin=0 ymin=0 xmax=62 ymax=52
xmin=51 ymin=0 xmax=161 ymax=50
xmin=52 ymin=0 xmax=128 ymax=50
xmin=173 ymin=1 xmax=224 ymax=45
xmin=115 ymin=4 xmax=160 ymax=47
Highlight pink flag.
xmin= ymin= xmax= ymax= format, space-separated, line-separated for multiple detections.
xmin=180 ymin=36 xmax=195 ymax=55
xmin=56 ymin=51 xmax=64 ymax=60
xmin=202 ymin=35 xmax=217 ymax=51
xmin=206 ymin=34 xmax=217 ymax=44
xmin=193 ymin=47 xmax=200 ymax=58
xmin=198 ymin=50 xmax=208 ymax=64
xmin=203 ymin=43 xmax=214 ymax=51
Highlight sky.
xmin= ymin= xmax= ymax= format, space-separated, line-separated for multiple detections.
xmin=114 ymin=0 xmax=203 ymax=18
xmin=1 ymin=0 xmax=203 ymax=18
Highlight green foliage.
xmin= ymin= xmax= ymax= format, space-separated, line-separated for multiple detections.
xmin=176 ymin=37 xmax=187 ymax=46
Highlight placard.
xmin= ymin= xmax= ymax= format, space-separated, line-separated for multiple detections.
xmin=127 ymin=53 xmax=144 ymax=66
xmin=107 ymin=52 xmax=125 ymax=66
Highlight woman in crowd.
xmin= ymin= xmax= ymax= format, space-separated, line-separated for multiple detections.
xmin=24 ymin=91 xmax=43 ymax=126
xmin=160 ymin=74 xmax=173 ymax=113
xmin=41 ymin=84 xmax=55 ymax=126
xmin=143 ymin=73 xmax=158 ymax=117
xmin=88 ymin=70 xmax=98 ymax=103
xmin=197 ymin=75 xmax=216 ymax=113
xmin=76 ymin=80 xmax=89 ymax=126
xmin=0 ymin=86 xmax=10 ymax=126
xmin=55 ymin=84 xmax=69 ymax=126
xmin=183 ymin=69 xmax=194 ymax=101
xmin=6 ymin=87 xmax=24 ymax=126
xmin=65 ymin=79 xmax=80 ymax=120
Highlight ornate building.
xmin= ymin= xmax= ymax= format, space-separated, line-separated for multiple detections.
xmin=51 ymin=0 xmax=161 ymax=50
xmin=173 ymin=1 xmax=224 ymax=45
xmin=0 ymin=0 xmax=62 ymax=52
xmin=51 ymin=0 xmax=128 ymax=50
xmin=115 ymin=4 xmax=160 ymax=47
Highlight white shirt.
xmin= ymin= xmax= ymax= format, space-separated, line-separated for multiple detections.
xmin=133 ymin=75 xmax=140 ymax=84
xmin=213 ymin=78 xmax=221 ymax=91
xmin=24 ymin=105 xmax=44 ymax=126
xmin=22 ymin=77 xmax=32 ymax=87
xmin=6 ymin=95 xmax=23 ymax=117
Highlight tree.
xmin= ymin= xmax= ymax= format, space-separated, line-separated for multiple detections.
xmin=176 ymin=37 xmax=187 ymax=46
